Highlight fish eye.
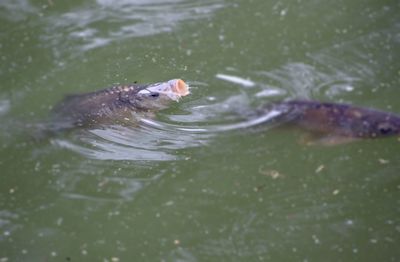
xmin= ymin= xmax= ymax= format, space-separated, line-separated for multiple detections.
xmin=149 ymin=92 xmax=159 ymax=98
xmin=378 ymin=123 xmax=393 ymax=134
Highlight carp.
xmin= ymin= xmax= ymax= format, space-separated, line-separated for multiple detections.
xmin=51 ymin=79 xmax=189 ymax=129
xmin=264 ymin=100 xmax=400 ymax=145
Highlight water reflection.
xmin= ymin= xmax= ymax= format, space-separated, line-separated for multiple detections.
xmin=0 ymin=0 xmax=38 ymax=22
xmin=0 ymin=210 xmax=20 ymax=241
xmin=253 ymin=24 xmax=399 ymax=100
xmin=256 ymin=62 xmax=358 ymax=99
xmin=0 ymin=99 xmax=10 ymax=116
xmin=62 ymin=175 xmax=153 ymax=202
xmin=50 ymin=91 xmax=284 ymax=161
xmin=49 ymin=116 xmax=262 ymax=161
xmin=44 ymin=0 xmax=226 ymax=53
xmin=51 ymin=125 xmax=193 ymax=161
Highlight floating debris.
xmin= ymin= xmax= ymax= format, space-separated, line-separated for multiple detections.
xmin=216 ymin=73 xmax=255 ymax=87
xmin=315 ymin=165 xmax=325 ymax=173
xmin=378 ymin=158 xmax=389 ymax=164
xmin=259 ymin=168 xmax=283 ymax=179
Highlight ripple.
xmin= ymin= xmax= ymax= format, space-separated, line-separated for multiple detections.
xmin=61 ymin=175 xmax=145 ymax=202
xmin=51 ymin=118 xmax=210 ymax=161
xmin=146 ymin=109 xmax=282 ymax=133
xmin=0 ymin=210 xmax=21 ymax=241
xmin=50 ymin=97 xmax=282 ymax=161
xmin=0 ymin=99 xmax=10 ymax=116
xmin=257 ymin=62 xmax=360 ymax=99
xmin=44 ymin=0 xmax=226 ymax=54
xmin=0 ymin=0 xmax=38 ymax=22
xmin=254 ymin=24 xmax=399 ymax=100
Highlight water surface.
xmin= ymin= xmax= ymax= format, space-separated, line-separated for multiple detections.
xmin=1 ymin=0 xmax=399 ymax=261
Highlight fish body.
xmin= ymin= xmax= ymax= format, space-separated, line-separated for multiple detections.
xmin=51 ymin=79 xmax=189 ymax=128
xmin=266 ymin=100 xmax=400 ymax=142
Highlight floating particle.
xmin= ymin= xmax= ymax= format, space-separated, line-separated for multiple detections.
xmin=259 ymin=168 xmax=283 ymax=179
xmin=378 ymin=158 xmax=389 ymax=164
xmin=315 ymin=165 xmax=325 ymax=173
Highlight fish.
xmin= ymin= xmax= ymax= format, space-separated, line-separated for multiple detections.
xmin=262 ymin=100 xmax=400 ymax=145
xmin=51 ymin=79 xmax=190 ymax=129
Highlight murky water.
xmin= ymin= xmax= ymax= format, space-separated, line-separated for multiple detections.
xmin=1 ymin=0 xmax=400 ymax=261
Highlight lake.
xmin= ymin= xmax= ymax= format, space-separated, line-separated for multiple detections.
xmin=0 ymin=0 xmax=399 ymax=261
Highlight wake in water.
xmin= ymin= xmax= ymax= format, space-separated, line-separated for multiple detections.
xmin=50 ymin=90 xmax=283 ymax=161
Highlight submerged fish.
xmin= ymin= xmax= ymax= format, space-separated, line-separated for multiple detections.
xmin=263 ymin=100 xmax=400 ymax=145
xmin=51 ymin=79 xmax=190 ymax=129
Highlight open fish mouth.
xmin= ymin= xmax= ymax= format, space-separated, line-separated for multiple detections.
xmin=138 ymin=79 xmax=190 ymax=101
xmin=171 ymin=79 xmax=190 ymax=97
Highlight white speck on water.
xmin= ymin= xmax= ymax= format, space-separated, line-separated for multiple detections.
xmin=315 ymin=165 xmax=325 ymax=173
xmin=280 ymin=8 xmax=288 ymax=16
xmin=312 ymin=235 xmax=320 ymax=244
xmin=345 ymin=219 xmax=354 ymax=226
xmin=385 ymin=237 xmax=394 ymax=242
xmin=34 ymin=162 xmax=40 ymax=172
xmin=370 ymin=239 xmax=378 ymax=244
xmin=56 ymin=217 xmax=63 ymax=226
xmin=50 ymin=251 xmax=57 ymax=257
xmin=343 ymin=85 xmax=354 ymax=91
xmin=70 ymin=28 xmax=97 ymax=38
xmin=164 ymin=201 xmax=174 ymax=206
xmin=82 ymin=249 xmax=88 ymax=255
xmin=378 ymin=158 xmax=389 ymax=164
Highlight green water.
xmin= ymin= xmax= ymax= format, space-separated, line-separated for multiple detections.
xmin=1 ymin=0 xmax=400 ymax=261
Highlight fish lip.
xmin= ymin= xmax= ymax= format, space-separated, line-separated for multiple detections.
xmin=138 ymin=79 xmax=190 ymax=102
xmin=169 ymin=79 xmax=190 ymax=97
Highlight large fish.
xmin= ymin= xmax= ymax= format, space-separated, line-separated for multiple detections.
xmin=263 ymin=100 xmax=400 ymax=145
xmin=51 ymin=79 xmax=190 ymax=129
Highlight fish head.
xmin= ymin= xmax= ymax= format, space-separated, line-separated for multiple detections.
xmin=360 ymin=113 xmax=400 ymax=138
xmin=131 ymin=79 xmax=190 ymax=110
xmin=375 ymin=121 xmax=400 ymax=136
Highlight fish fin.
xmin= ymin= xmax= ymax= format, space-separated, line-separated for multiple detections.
xmin=299 ymin=133 xmax=359 ymax=146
